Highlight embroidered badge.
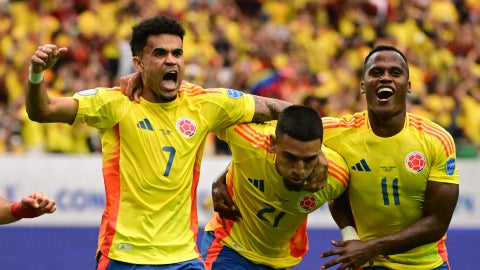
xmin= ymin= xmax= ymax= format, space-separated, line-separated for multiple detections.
xmin=176 ymin=117 xmax=197 ymax=138
xmin=298 ymin=194 xmax=318 ymax=211
xmin=405 ymin=151 xmax=427 ymax=173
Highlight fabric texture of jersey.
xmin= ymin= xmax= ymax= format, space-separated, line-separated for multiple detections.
xmin=72 ymin=83 xmax=255 ymax=265
xmin=322 ymin=110 xmax=459 ymax=269
xmin=204 ymin=121 xmax=349 ymax=269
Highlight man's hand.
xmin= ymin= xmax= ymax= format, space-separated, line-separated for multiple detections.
xmin=212 ymin=172 xmax=241 ymax=220
xmin=301 ymin=151 xmax=328 ymax=192
xmin=321 ymin=240 xmax=377 ymax=269
xmin=120 ymin=72 xmax=143 ymax=103
xmin=11 ymin=192 xmax=57 ymax=220
xmin=21 ymin=192 xmax=57 ymax=216
xmin=30 ymin=44 xmax=68 ymax=73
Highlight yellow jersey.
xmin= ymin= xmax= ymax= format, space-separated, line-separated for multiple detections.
xmin=205 ymin=121 xmax=349 ymax=268
xmin=323 ymin=111 xmax=459 ymax=269
xmin=73 ymin=83 xmax=255 ymax=264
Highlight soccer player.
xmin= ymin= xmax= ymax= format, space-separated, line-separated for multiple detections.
xmin=320 ymin=45 xmax=459 ymax=269
xmin=201 ymin=105 xmax=350 ymax=269
xmin=0 ymin=192 xmax=56 ymax=224
xmin=25 ymin=15 xmax=310 ymax=270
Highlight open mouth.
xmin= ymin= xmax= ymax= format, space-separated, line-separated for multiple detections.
xmin=162 ymin=71 xmax=178 ymax=89
xmin=376 ymin=87 xmax=394 ymax=101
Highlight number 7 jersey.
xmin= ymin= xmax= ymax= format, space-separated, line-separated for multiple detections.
xmin=322 ymin=110 xmax=459 ymax=269
xmin=72 ymin=83 xmax=255 ymax=265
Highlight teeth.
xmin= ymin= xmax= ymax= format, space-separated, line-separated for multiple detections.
xmin=377 ymin=87 xmax=393 ymax=94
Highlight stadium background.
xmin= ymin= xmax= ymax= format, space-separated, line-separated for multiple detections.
xmin=0 ymin=0 xmax=479 ymax=269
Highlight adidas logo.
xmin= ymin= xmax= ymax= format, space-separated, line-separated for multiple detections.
xmin=137 ymin=118 xmax=153 ymax=131
xmin=351 ymin=159 xmax=371 ymax=171
xmin=248 ymin=178 xmax=264 ymax=192
xmin=118 ymin=243 xmax=132 ymax=251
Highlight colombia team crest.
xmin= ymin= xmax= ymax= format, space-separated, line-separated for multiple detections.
xmin=405 ymin=151 xmax=427 ymax=173
xmin=176 ymin=117 xmax=197 ymax=138
xmin=297 ymin=194 xmax=318 ymax=212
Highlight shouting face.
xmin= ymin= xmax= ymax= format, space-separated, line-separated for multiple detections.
xmin=134 ymin=34 xmax=185 ymax=103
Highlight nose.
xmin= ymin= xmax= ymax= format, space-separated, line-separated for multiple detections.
xmin=292 ymin=160 xmax=305 ymax=177
xmin=380 ymin=72 xmax=392 ymax=81
xmin=165 ymin=53 xmax=176 ymax=64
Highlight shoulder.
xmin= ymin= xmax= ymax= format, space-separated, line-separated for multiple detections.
xmin=74 ymin=87 xmax=125 ymax=100
xmin=407 ymin=113 xmax=453 ymax=142
xmin=227 ymin=121 xmax=275 ymax=140
xmin=322 ymin=111 xmax=367 ymax=130
xmin=320 ymin=146 xmax=350 ymax=189
xmin=407 ymin=113 xmax=455 ymax=156
xmin=323 ymin=146 xmax=349 ymax=172
xmin=179 ymin=82 xmax=252 ymax=101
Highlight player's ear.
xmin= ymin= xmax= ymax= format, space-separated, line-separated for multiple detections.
xmin=360 ymin=81 xmax=365 ymax=94
xmin=132 ymin=56 xmax=144 ymax=71
xmin=270 ymin=134 xmax=276 ymax=153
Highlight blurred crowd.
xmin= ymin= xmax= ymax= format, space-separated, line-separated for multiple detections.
xmin=0 ymin=0 xmax=479 ymax=157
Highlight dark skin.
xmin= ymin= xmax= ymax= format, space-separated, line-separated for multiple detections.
xmin=321 ymin=49 xmax=459 ymax=269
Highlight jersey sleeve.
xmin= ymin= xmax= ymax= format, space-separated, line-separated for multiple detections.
xmin=201 ymin=88 xmax=255 ymax=132
xmin=72 ymin=87 xmax=131 ymax=129
xmin=315 ymin=146 xmax=350 ymax=201
xmin=426 ymin=127 xmax=459 ymax=184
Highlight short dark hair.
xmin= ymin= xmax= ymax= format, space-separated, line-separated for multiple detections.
xmin=130 ymin=15 xmax=186 ymax=56
xmin=276 ymin=105 xmax=323 ymax=142
xmin=363 ymin=45 xmax=409 ymax=76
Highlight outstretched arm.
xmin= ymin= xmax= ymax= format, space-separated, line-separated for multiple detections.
xmin=322 ymin=181 xmax=459 ymax=269
xmin=26 ymin=44 xmax=78 ymax=124
xmin=0 ymin=192 xmax=57 ymax=225
xmin=119 ymin=73 xmax=293 ymax=121
xmin=251 ymin=96 xmax=292 ymax=122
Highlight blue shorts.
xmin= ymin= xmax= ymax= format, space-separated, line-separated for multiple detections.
xmin=200 ymin=231 xmax=283 ymax=270
xmin=362 ymin=263 xmax=449 ymax=270
xmin=96 ymin=253 xmax=205 ymax=270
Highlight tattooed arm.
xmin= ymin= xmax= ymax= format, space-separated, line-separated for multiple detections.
xmin=251 ymin=96 xmax=292 ymax=122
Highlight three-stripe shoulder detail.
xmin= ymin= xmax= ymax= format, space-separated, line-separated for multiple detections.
xmin=323 ymin=116 xmax=365 ymax=130
xmin=233 ymin=124 xmax=272 ymax=152
xmin=327 ymin=159 xmax=349 ymax=188
xmin=180 ymin=84 xmax=223 ymax=97
xmin=409 ymin=115 xmax=455 ymax=156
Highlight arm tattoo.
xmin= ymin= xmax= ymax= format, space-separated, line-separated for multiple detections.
xmin=252 ymin=96 xmax=292 ymax=122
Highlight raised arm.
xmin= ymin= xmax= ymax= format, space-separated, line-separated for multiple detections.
xmin=322 ymin=181 xmax=458 ymax=269
xmin=26 ymin=44 xmax=78 ymax=124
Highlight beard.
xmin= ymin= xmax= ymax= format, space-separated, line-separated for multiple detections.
xmin=283 ymin=178 xmax=303 ymax=191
